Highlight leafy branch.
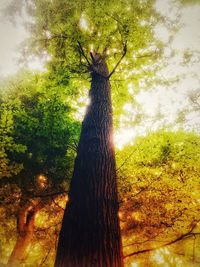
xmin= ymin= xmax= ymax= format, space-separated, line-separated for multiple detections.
xmin=124 ymin=221 xmax=200 ymax=259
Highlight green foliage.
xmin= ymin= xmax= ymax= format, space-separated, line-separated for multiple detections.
xmin=117 ymin=130 xmax=200 ymax=194
xmin=1 ymin=72 xmax=80 ymax=186
xmin=4 ymin=0 xmax=166 ymax=120
xmin=24 ymin=0 xmax=159 ymax=66
xmin=1 ymin=129 xmax=199 ymax=266
xmin=0 ymin=71 xmax=80 ymax=265
xmin=0 ymin=101 xmax=26 ymax=178
xmin=116 ymin=130 xmax=200 ymax=265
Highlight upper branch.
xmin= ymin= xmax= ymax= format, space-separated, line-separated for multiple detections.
xmin=77 ymin=41 xmax=91 ymax=67
xmin=108 ymin=41 xmax=127 ymax=79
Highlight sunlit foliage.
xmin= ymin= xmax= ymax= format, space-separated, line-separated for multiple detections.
xmin=0 ymin=72 xmax=80 ymax=266
xmin=116 ymin=130 xmax=200 ymax=266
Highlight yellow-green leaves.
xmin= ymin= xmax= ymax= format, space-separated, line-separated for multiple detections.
xmin=0 ymin=103 xmax=26 ymax=178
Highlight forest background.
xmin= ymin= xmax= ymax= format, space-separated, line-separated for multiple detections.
xmin=0 ymin=0 xmax=200 ymax=266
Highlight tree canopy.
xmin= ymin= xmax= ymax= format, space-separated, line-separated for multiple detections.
xmin=5 ymin=0 xmax=168 ymax=119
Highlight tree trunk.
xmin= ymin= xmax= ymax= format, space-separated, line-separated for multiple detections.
xmin=55 ymin=53 xmax=124 ymax=267
xmin=7 ymin=205 xmax=37 ymax=267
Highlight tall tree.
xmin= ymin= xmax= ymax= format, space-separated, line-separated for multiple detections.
xmin=55 ymin=51 xmax=124 ymax=266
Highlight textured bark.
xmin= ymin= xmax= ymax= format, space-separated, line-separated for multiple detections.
xmin=7 ymin=205 xmax=37 ymax=267
xmin=55 ymin=53 xmax=123 ymax=267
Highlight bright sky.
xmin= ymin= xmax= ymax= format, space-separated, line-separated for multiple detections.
xmin=115 ymin=0 xmax=200 ymax=148
xmin=0 ymin=0 xmax=45 ymax=76
xmin=0 ymin=1 xmax=26 ymax=76
xmin=0 ymin=0 xmax=200 ymax=148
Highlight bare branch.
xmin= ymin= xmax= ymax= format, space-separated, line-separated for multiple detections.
xmin=52 ymin=198 xmax=65 ymax=211
xmin=39 ymin=248 xmax=51 ymax=266
xmin=77 ymin=41 xmax=91 ymax=66
xmin=36 ymin=222 xmax=62 ymax=232
xmin=108 ymin=41 xmax=127 ymax=79
xmin=33 ymin=190 xmax=67 ymax=199
xmin=67 ymin=143 xmax=78 ymax=152
xmin=105 ymin=12 xmax=123 ymax=26
xmin=116 ymin=149 xmax=135 ymax=172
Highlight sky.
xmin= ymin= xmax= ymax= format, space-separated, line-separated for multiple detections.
xmin=0 ymin=0 xmax=200 ymax=148
xmin=0 ymin=0 xmax=45 ymax=75
xmin=115 ymin=0 xmax=200 ymax=148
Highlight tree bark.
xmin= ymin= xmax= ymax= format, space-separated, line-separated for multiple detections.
xmin=7 ymin=205 xmax=37 ymax=267
xmin=55 ymin=54 xmax=124 ymax=267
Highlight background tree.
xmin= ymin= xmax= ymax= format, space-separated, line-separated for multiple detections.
xmin=0 ymin=100 xmax=26 ymax=179
xmin=0 ymin=71 xmax=80 ymax=266
xmin=116 ymin=130 xmax=200 ymax=266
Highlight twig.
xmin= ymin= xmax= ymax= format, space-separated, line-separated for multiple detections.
xmin=33 ymin=190 xmax=67 ymax=198
xmin=52 ymin=198 xmax=65 ymax=211
xmin=77 ymin=41 xmax=91 ymax=66
xmin=108 ymin=41 xmax=127 ymax=78
xmin=116 ymin=149 xmax=136 ymax=172
xmin=36 ymin=222 xmax=62 ymax=232
xmin=67 ymin=143 xmax=78 ymax=152
xmin=39 ymin=248 xmax=51 ymax=266
xmin=124 ymin=223 xmax=200 ymax=259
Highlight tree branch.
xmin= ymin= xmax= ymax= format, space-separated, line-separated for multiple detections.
xmin=124 ymin=223 xmax=200 ymax=259
xmin=33 ymin=190 xmax=67 ymax=199
xmin=52 ymin=198 xmax=65 ymax=211
xmin=39 ymin=248 xmax=51 ymax=266
xmin=36 ymin=222 xmax=62 ymax=233
xmin=77 ymin=41 xmax=91 ymax=66
xmin=116 ymin=149 xmax=136 ymax=172
xmin=108 ymin=41 xmax=127 ymax=79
